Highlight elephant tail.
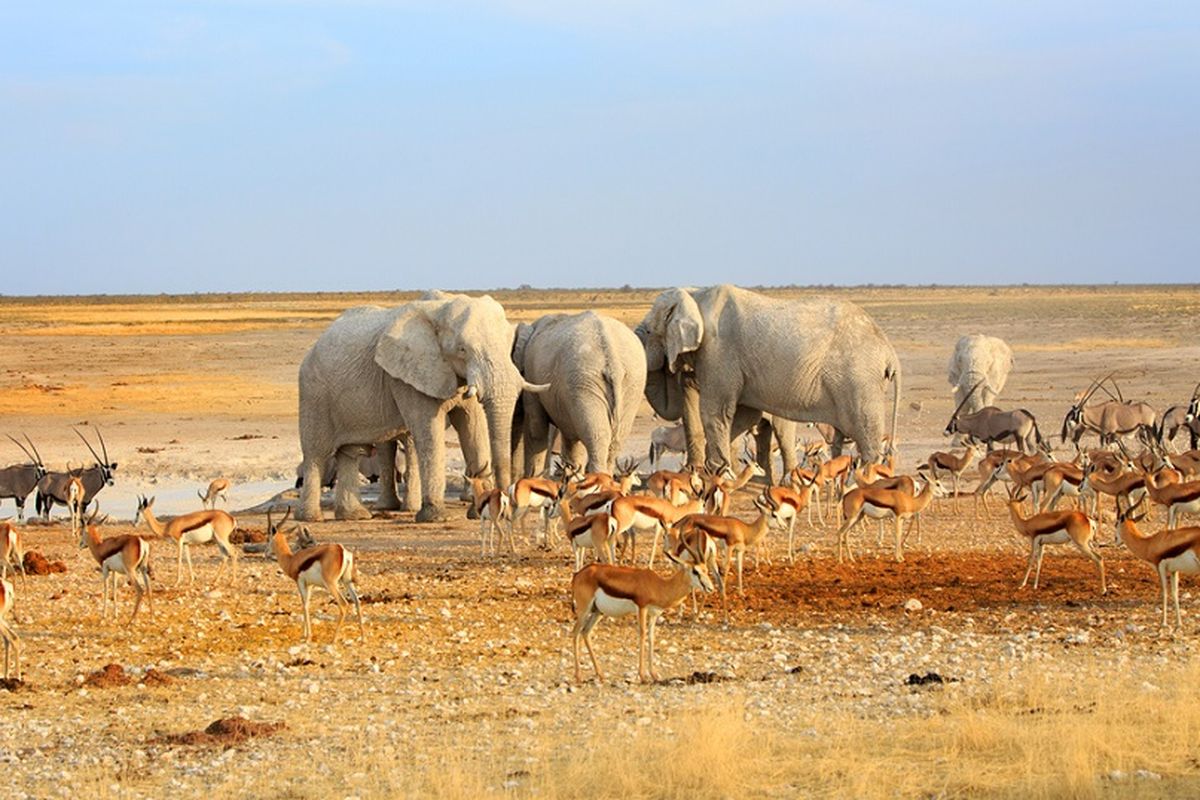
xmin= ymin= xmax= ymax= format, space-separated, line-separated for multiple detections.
xmin=886 ymin=360 xmax=901 ymax=457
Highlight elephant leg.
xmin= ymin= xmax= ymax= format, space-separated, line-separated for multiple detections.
xmin=397 ymin=433 xmax=421 ymax=511
xmin=334 ymin=446 xmax=372 ymax=521
xmin=774 ymin=418 xmax=799 ymax=477
xmin=523 ymin=398 xmax=552 ymax=478
xmin=830 ymin=429 xmax=846 ymax=459
xmin=753 ymin=419 xmax=775 ymax=484
xmin=374 ymin=439 xmax=403 ymax=511
xmin=700 ymin=391 xmax=737 ymax=472
xmin=298 ymin=453 xmax=330 ymax=522
xmin=579 ymin=421 xmax=613 ymax=474
xmin=564 ymin=439 xmax=588 ymax=474
xmin=408 ymin=401 xmax=449 ymax=523
xmin=449 ymin=401 xmax=489 ymax=491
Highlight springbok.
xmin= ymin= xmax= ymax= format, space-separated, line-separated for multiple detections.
xmin=197 ymin=478 xmax=231 ymax=510
xmin=569 ymin=547 xmax=715 ymax=684
xmin=135 ymin=495 xmax=238 ymax=586
xmin=266 ymin=506 xmax=364 ymax=644
xmin=0 ymin=578 xmax=19 ymax=680
xmin=78 ymin=503 xmax=152 ymax=624
xmin=1116 ymin=497 xmax=1200 ymax=628
xmin=1006 ymin=488 xmax=1105 ymax=594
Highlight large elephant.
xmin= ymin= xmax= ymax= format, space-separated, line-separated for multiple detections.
xmin=636 ymin=285 xmax=900 ymax=469
xmin=948 ymin=334 xmax=1013 ymax=414
xmin=512 ymin=311 xmax=646 ymax=474
xmin=297 ymin=293 xmax=546 ymax=522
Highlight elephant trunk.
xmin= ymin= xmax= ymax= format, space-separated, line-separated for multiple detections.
xmin=471 ymin=358 xmax=523 ymax=490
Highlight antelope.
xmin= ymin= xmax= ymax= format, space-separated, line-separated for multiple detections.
xmin=1 ymin=521 xmax=25 ymax=587
xmin=972 ymin=447 xmax=1025 ymax=516
xmin=1062 ymin=374 xmax=1158 ymax=449
xmin=266 ymin=506 xmax=364 ymax=644
xmin=465 ymin=470 xmax=511 ymax=556
xmin=569 ymin=548 xmax=715 ymax=684
xmin=944 ymin=380 xmax=1046 ymax=454
xmin=669 ymin=525 xmax=727 ymax=624
xmin=572 ymin=459 xmax=642 ymax=497
xmin=1167 ymin=451 xmax=1200 ymax=481
xmin=135 ymin=495 xmax=238 ymax=586
xmin=609 ymin=495 xmax=704 ymax=567
xmin=1000 ymin=455 xmax=1063 ymax=514
xmin=853 ymin=471 xmax=924 ymax=546
xmin=1116 ymin=497 xmax=1200 ymax=628
xmin=1144 ymin=472 xmax=1200 ymax=530
xmin=673 ymin=499 xmax=772 ymax=596
xmin=565 ymin=511 xmax=619 ymax=570
xmin=1159 ymin=387 xmax=1200 ymax=451
xmin=0 ymin=435 xmax=47 ymax=521
xmin=835 ymin=478 xmax=941 ymax=563
xmin=36 ymin=428 xmax=117 ymax=520
xmin=804 ymin=448 xmax=854 ymax=524
xmin=508 ymin=476 xmax=563 ymax=549
xmin=786 ymin=465 xmax=824 ymax=526
xmin=646 ymin=468 xmax=704 ymax=500
xmin=66 ymin=476 xmax=87 ymax=537
xmin=648 ymin=423 xmax=687 ymax=468
xmin=0 ymin=578 xmax=19 ymax=680
xmin=704 ymin=458 xmax=766 ymax=516
xmin=759 ymin=477 xmax=816 ymax=563
xmin=1006 ymin=488 xmax=1105 ymax=593
xmin=1039 ymin=462 xmax=1096 ymax=512
xmin=78 ymin=503 xmax=152 ymax=624
xmin=923 ymin=443 xmax=981 ymax=512
xmin=197 ymin=478 xmax=231 ymax=510
xmin=1085 ymin=461 xmax=1147 ymax=520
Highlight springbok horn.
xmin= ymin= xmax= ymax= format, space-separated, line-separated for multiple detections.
xmin=267 ymin=505 xmax=275 ymax=533
xmin=74 ymin=428 xmax=103 ymax=466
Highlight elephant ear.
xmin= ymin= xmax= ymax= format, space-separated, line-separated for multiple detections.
xmin=663 ymin=290 xmax=703 ymax=373
xmin=511 ymin=322 xmax=535 ymax=371
xmin=374 ymin=306 xmax=460 ymax=400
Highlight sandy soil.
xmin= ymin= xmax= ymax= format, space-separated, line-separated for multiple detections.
xmin=1 ymin=285 xmax=1200 ymax=798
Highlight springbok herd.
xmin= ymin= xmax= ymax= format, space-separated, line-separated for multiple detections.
xmin=3 ymin=298 xmax=1200 ymax=686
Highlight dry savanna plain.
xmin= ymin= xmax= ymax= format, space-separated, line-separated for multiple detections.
xmin=2 ymin=285 xmax=1200 ymax=799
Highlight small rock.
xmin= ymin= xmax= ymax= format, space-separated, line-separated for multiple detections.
xmin=904 ymin=599 xmax=923 ymax=613
xmin=1135 ymin=770 xmax=1162 ymax=781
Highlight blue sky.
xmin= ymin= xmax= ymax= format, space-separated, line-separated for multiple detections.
xmin=2 ymin=2 xmax=1197 ymax=294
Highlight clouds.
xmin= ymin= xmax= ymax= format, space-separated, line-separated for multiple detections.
xmin=1 ymin=2 xmax=1198 ymax=293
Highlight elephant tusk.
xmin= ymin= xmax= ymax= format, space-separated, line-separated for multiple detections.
xmin=465 ymin=384 xmax=478 ymax=399
xmin=523 ymin=381 xmax=551 ymax=394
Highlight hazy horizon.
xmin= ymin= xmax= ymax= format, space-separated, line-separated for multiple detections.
xmin=4 ymin=2 xmax=1198 ymax=295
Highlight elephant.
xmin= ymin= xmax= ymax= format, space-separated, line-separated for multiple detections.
xmin=511 ymin=311 xmax=646 ymax=475
xmin=297 ymin=293 xmax=547 ymax=522
xmin=636 ymin=285 xmax=900 ymax=470
xmin=948 ymin=334 xmax=1013 ymax=415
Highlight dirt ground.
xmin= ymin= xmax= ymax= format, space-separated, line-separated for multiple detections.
xmin=2 ymin=285 xmax=1200 ymax=799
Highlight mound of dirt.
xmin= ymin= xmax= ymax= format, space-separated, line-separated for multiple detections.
xmin=85 ymin=664 xmax=134 ymax=688
xmin=154 ymin=717 xmax=285 ymax=747
xmin=230 ymin=527 xmax=266 ymax=545
xmin=22 ymin=551 xmax=67 ymax=575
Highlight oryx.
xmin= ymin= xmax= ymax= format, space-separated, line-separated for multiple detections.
xmin=0 ymin=435 xmax=47 ymax=521
xmin=944 ymin=381 xmax=1046 ymax=454
xmin=1158 ymin=382 xmax=1200 ymax=452
xmin=35 ymin=428 xmax=117 ymax=521
xmin=1061 ymin=374 xmax=1158 ymax=449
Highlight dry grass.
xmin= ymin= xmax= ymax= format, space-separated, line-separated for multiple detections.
xmin=247 ymin=664 xmax=1200 ymax=800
